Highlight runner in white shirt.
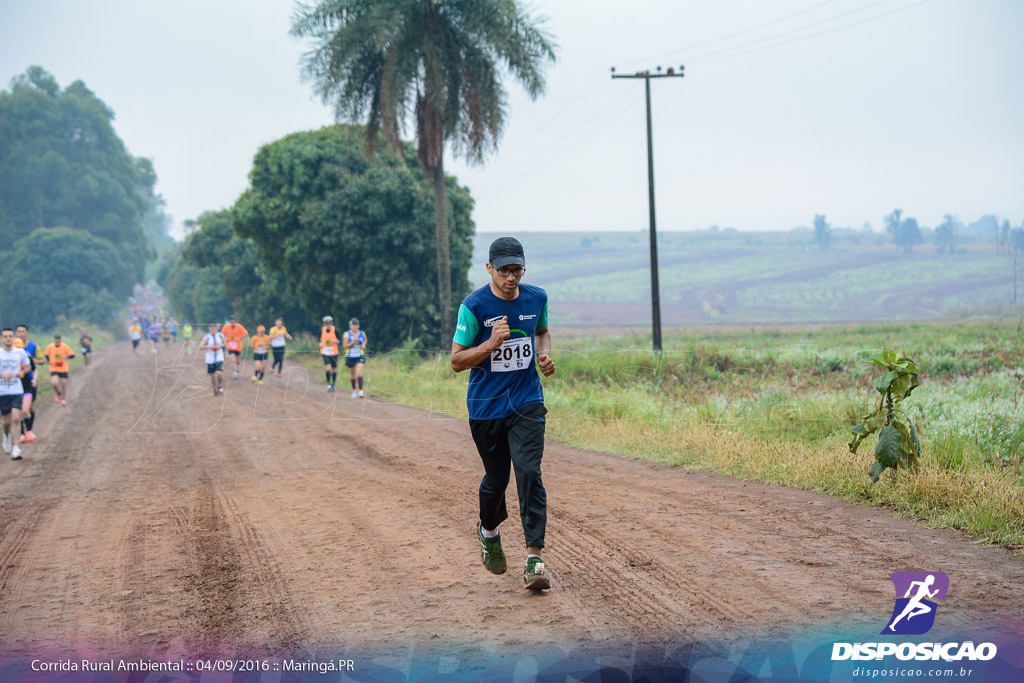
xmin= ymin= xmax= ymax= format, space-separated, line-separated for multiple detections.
xmin=0 ymin=327 xmax=32 ymax=460
xmin=198 ymin=323 xmax=226 ymax=397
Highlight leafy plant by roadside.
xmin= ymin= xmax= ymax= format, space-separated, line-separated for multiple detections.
xmin=849 ymin=350 xmax=923 ymax=483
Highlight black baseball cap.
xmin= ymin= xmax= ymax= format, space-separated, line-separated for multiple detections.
xmin=488 ymin=237 xmax=525 ymax=269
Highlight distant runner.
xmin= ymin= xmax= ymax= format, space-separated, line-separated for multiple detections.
xmin=342 ymin=318 xmax=367 ymax=399
xmin=13 ymin=324 xmax=43 ymax=444
xmin=182 ymin=322 xmax=194 ymax=354
xmin=251 ymin=325 xmax=271 ymax=385
xmin=199 ymin=323 xmax=226 ymax=397
xmin=222 ymin=316 xmax=248 ymax=379
xmin=128 ymin=320 xmax=143 ymax=354
xmin=1 ymin=327 xmax=31 ymax=460
xmin=160 ymin=318 xmax=172 ymax=347
xmin=146 ymin=320 xmax=161 ymax=353
xmin=79 ymin=331 xmax=93 ymax=369
xmin=451 ymin=237 xmax=556 ymax=591
xmin=268 ymin=317 xmax=292 ymax=378
xmin=320 ymin=316 xmax=339 ymax=392
xmin=43 ymin=334 xmax=76 ymax=407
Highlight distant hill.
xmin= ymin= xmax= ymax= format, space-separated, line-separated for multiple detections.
xmin=470 ymin=231 xmax=1018 ymax=326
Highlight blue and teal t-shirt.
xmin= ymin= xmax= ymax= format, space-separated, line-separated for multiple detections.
xmin=453 ymin=283 xmax=549 ymax=421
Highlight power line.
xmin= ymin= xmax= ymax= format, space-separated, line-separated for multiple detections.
xmin=686 ymin=0 xmax=936 ymax=66
xmin=469 ymin=88 xmax=639 ymax=193
xmin=621 ymin=0 xmax=895 ymax=69
xmin=679 ymin=0 xmax=893 ymax=63
xmin=472 ymin=92 xmax=644 ymax=198
xmin=484 ymin=75 xmax=606 ymax=161
xmin=456 ymin=74 xmax=607 ymax=184
xmin=616 ymin=0 xmax=849 ymax=70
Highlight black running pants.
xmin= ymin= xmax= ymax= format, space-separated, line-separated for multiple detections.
xmin=470 ymin=402 xmax=548 ymax=548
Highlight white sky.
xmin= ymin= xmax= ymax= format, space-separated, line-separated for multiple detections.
xmin=2 ymin=0 xmax=1022 ymax=239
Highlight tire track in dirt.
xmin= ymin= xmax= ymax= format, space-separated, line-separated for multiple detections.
xmin=1 ymin=342 xmax=1022 ymax=659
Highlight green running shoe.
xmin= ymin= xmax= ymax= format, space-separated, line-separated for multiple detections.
xmin=477 ymin=522 xmax=507 ymax=575
xmin=523 ymin=555 xmax=550 ymax=591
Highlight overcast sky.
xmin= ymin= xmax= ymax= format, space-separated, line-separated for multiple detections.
xmin=2 ymin=0 xmax=1022 ymax=239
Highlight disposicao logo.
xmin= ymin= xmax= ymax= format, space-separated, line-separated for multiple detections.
xmin=883 ymin=571 xmax=948 ymax=635
xmin=832 ymin=571 xmax=997 ymax=662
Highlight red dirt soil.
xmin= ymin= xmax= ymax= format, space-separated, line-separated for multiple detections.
xmin=1 ymin=344 xmax=1021 ymax=661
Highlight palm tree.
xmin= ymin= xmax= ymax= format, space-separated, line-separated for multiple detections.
xmin=292 ymin=0 xmax=557 ymax=347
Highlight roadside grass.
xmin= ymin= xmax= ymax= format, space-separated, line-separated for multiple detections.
xmin=360 ymin=321 xmax=1024 ymax=556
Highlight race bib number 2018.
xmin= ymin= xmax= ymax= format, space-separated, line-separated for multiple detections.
xmin=490 ymin=337 xmax=532 ymax=373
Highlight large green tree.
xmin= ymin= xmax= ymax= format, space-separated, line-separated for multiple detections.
xmin=159 ymin=210 xmax=311 ymax=328
xmin=2 ymin=227 xmax=132 ymax=328
xmin=0 ymin=66 xmax=152 ymax=281
xmin=291 ymin=0 xmax=556 ymax=346
xmin=232 ymin=124 xmax=474 ymax=350
xmin=178 ymin=210 xmax=311 ymax=328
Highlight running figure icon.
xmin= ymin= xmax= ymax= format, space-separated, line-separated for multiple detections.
xmin=882 ymin=570 xmax=948 ymax=635
xmin=888 ymin=574 xmax=938 ymax=631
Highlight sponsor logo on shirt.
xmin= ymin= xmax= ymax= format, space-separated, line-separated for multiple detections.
xmin=483 ymin=316 xmax=504 ymax=328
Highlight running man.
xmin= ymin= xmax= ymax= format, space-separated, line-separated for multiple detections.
xmin=250 ymin=325 xmax=271 ymax=385
xmin=269 ymin=317 xmax=292 ymax=377
xmin=43 ymin=334 xmax=76 ymax=406
xmin=160 ymin=318 xmax=172 ymax=347
xmin=128 ymin=319 xmax=143 ymax=354
xmin=888 ymin=574 xmax=940 ymax=632
xmin=146 ymin=319 xmax=161 ymax=353
xmin=450 ymin=237 xmax=556 ymax=591
xmin=320 ymin=316 xmax=340 ymax=392
xmin=342 ymin=318 xmax=368 ymax=398
xmin=182 ymin=321 xmax=194 ymax=354
xmin=222 ymin=315 xmax=248 ymax=379
xmin=79 ymin=331 xmax=93 ymax=369
xmin=199 ymin=323 xmax=226 ymax=397
xmin=1 ymin=327 xmax=31 ymax=460
xmin=14 ymin=324 xmax=44 ymax=443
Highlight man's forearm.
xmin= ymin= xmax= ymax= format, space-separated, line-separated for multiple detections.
xmin=536 ymin=330 xmax=551 ymax=358
xmin=451 ymin=343 xmax=495 ymax=372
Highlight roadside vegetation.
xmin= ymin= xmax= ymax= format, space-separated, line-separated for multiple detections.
xmin=363 ymin=321 xmax=1024 ymax=555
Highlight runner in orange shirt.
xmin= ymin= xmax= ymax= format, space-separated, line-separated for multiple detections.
xmin=221 ymin=315 xmax=248 ymax=379
xmin=320 ymin=316 xmax=339 ymax=392
xmin=43 ymin=334 xmax=76 ymax=406
xmin=250 ymin=325 xmax=271 ymax=385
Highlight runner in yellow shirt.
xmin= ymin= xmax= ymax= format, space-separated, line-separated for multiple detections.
xmin=128 ymin=320 xmax=143 ymax=355
xmin=268 ymin=318 xmax=292 ymax=378
xmin=250 ymin=326 xmax=271 ymax=385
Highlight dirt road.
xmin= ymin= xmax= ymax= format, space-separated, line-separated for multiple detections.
xmin=1 ymin=344 xmax=1021 ymax=664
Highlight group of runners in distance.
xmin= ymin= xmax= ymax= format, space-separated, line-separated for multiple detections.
xmin=126 ymin=311 xmax=369 ymax=400
xmin=178 ymin=315 xmax=368 ymax=399
xmin=1 ymin=324 xmax=96 ymax=461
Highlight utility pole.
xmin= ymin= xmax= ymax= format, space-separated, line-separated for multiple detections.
xmin=612 ymin=65 xmax=684 ymax=352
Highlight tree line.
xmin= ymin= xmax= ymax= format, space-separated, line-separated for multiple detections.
xmin=811 ymin=210 xmax=1023 ymax=254
xmin=0 ymin=67 xmax=173 ymax=328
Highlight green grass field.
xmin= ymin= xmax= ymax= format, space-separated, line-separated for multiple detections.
xmin=362 ymin=320 xmax=1024 ymax=556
